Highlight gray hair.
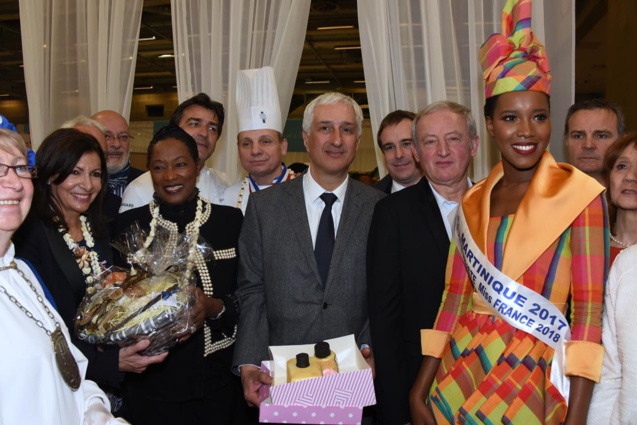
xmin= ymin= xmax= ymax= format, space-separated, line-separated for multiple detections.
xmin=61 ymin=115 xmax=106 ymax=133
xmin=302 ymin=92 xmax=363 ymax=137
xmin=0 ymin=129 xmax=27 ymax=159
xmin=413 ymin=101 xmax=477 ymax=141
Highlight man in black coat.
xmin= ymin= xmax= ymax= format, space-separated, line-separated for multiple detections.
xmin=367 ymin=101 xmax=479 ymax=425
xmin=374 ymin=110 xmax=422 ymax=194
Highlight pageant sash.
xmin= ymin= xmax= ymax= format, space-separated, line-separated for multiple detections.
xmin=452 ymin=205 xmax=570 ymax=401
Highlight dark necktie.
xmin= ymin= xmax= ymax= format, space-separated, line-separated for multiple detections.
xmin=314 ymin=193 xmax=338 ymax=287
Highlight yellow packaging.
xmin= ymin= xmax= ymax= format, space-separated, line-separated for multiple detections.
xmin=286 ymin=353 xmax=322 ymax=383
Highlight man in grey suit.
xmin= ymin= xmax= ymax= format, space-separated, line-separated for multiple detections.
xmin=233 ymin=92 xmax=385 ymax=407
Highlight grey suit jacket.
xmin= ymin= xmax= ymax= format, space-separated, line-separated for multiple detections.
xmin=233 ymin=175 xmax=385 ymax=367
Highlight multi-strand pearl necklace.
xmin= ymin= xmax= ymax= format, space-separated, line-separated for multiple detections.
xmin=146 ymin=197 xmax=235 ymax=356
xmin=59 ymin=215 xmax=102 ymax=285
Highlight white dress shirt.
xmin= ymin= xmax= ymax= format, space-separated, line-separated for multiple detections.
xmin=303 ymin=169 xmax=348 ymax=247
xmin=390 ymin=180 xmax=407 ymax=194
xmin=429 ymin=179 xmax=473 ymax=240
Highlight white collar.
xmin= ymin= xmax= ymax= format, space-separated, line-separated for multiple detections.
xmin=303 ymin=167 xmax=348 ymax=202
xmin=429 ymin=178 xmax=473 ymax=205
xmin=391 ymin=180 xmax=407 ymax=193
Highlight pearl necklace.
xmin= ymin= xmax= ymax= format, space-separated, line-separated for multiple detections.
xmin=611 ymin=234 xmax=632 ymax=248
xmin=59 ymin=216 xmax=102 ymax=285
xmin=146 ymin=197 xmax=235 ymax=356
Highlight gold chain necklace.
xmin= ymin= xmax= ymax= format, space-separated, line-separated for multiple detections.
xmin=0 ymin=261 xmax=81 ymax=390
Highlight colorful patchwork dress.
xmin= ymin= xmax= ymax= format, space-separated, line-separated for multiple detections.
xmin=421 ymin=152 xmax=608 ymax=424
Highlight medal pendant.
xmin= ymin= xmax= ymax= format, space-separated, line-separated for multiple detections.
xmin=51 ymin=328 xmax=81 ymax=391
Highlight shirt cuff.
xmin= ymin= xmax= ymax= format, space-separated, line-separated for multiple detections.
xmin=421 ymin=329 xmax=451 ymax=358
xmin=565 ymin=340 xmax=604 ymax=382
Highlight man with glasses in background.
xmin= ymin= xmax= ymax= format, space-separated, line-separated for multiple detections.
xmin=92 ymin=110 xmax=143 ymax=198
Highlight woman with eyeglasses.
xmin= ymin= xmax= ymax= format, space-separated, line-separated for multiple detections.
xmin=14 ymin=128 xmax=166 ymax=418
xmin=0 ymin=129 xmax=126 ymax=424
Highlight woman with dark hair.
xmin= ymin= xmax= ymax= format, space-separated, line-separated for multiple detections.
xmin=409 ymin=1 xmax=607 ymax=424
xmin=14 ymin=128 xmax=166 ymax=415
xmin=115 ymin=125 xmax=243 ymax=424
xmin=603 ymin=133 xmax=637 ymax=264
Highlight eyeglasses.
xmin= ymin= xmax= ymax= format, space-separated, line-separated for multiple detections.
xmin=105 ymin=134 xmax=133 ymax=143
xmin=0 ymin=164 xmax=37 ymax=179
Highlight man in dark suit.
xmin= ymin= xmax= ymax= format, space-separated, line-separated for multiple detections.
xmin=374 ymin=110 xmax=422 ymax=194
xmin=234 ymin=92 xmax=385 ymax=408
xmin=367 ymin=101 xmax=479 ymax=425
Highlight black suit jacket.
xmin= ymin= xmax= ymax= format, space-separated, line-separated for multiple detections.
xmin=367 ymin=178 xmax=449 ymax=425
xmin=13 ymin=213 xmax=121 ymax=388
xmin=374 ymin=174 xmax=393 ymax=194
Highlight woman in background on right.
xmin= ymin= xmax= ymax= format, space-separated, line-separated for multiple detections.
xmin=604 ymin=133 xmax=637 ymax=264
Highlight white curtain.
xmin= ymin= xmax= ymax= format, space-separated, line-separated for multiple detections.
xmin=19 ymin=0 xmax=143 ymax=149
xmin=171 ymin=0 xmax=311 ymax=183
xmin=358 ymin=0 xmax=574 ymax=181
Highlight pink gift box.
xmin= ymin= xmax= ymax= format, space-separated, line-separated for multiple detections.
xmin=258 ymin=335 xmax=376 ymax=424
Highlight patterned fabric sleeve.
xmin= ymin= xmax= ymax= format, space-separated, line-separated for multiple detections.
xmin=433 ymin=240 xmax=474 ymax=333
xmin=565 ymin=194 xmax=608 ymax=381
xmin=568 ymin=194 xmax=608 ymax=342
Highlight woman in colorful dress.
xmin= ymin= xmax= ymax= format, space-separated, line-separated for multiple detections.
xmin=409 ymin=1 xmax=608 ymax=424
xmin=115 ymin=125 xmax=243 ymax=424
xmin=0 ymin=129 xmax=126 ymax=424
xmin=604 ymin=133 xmax=637 ymax=264
xmin=14 ymin=128 xmax=166 ymax=417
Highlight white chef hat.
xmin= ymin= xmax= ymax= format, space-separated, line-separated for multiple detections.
xmin=236 ymin=66 xmax=282 ymax=133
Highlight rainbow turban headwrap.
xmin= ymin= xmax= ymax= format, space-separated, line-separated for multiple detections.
xmin=479 ymin=0 xmax=551 ymax=99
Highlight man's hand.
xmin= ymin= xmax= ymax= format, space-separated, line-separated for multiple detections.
xmin=118 ymin=340 xmax=168 ymax=373
xmin=240 ymin=365 xmax=273 ymax=407
xmin=361 ymin=346 xmax=375 ymax=379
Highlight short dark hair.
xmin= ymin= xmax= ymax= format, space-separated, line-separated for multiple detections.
xmin=33 ymin=128 xmax=107 ymax=235
xmin=147 ymin=125 xmax=199 ymax=167
xmin=564 ymin=98 xmax=625 ymax=138
xmin=376 ymin=110 xmax=416 ymax=149
xmin=169 ymin=93 xmax=225 ymax=137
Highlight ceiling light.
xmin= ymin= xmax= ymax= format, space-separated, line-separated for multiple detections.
xmin=334 ymin=45 xmax=361 ymax=51
xmin=317 ymin=25 xmax=354 ymax=30
xmin=305 ymin=80 xmax=330 ymax=85
xmin=139 ymin=36 xmax=156 ymax=42
xmin=158 ymin=54 xmax=174 ymax=58
xmin=134 ymin=86 xmax=154 ymax=90
xmin=0 ymin=94 xmax=10 ymax=97
xmin=354 ymin=80 xmax=365 ymax=84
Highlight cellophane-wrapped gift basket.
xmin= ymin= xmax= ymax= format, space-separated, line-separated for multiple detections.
xmin=74 ymin=223 xmax=211 ymax=355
